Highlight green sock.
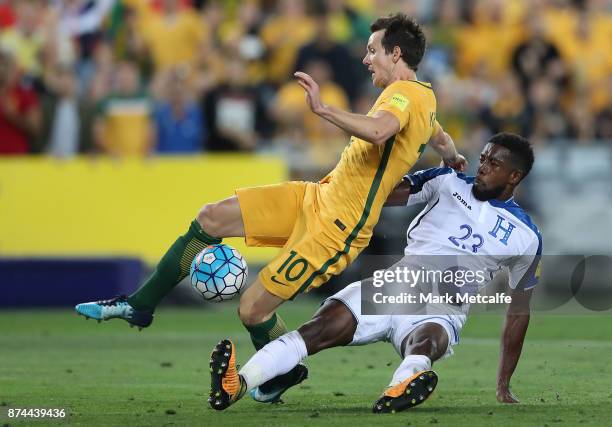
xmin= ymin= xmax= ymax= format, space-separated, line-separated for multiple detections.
xmin=128 ymin=220 xmax=221 ymax=311
xmin=244 ymin=312 xmax=288 ymax=350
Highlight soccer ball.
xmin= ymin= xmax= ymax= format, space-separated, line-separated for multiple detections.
xmin=190 ymin=244 xmax=248 ymax=302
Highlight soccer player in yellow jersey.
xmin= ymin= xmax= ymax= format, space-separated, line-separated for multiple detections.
xmin=75 ymin=13 xmax=466 ymax=403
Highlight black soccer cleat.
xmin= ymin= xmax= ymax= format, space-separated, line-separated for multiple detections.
xmin=372 ymin=370 xmax=438 ymax=414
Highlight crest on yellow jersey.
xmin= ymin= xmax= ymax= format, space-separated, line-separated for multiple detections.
xmin=390 ymin=93 xmax=409 ymax=111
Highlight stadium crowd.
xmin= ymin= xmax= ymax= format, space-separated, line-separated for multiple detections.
xmin=0 ymin=0 xmax=610 ymax=167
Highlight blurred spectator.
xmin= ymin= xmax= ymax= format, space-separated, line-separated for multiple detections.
xmin=88 ymin=42 xmax=116 ymax=102
xmin=294 ymin=6 xmax=360 ymax=102
xmin=191 ymin=37 xmax=225 ymax=97
xmin=132 ymin=0 xmax=207 ymax=71
xmin=57 ymin=0 xmax=115 ymax=57
xmin=202 ymin=55 xmax=269 ymax=152
xmin=595 ymin=105 xmax=612 ymax=141
xmin=152 ymin=65 xmax=205 ymax=154
xmin=93 ymin=61 xmax=154 ymax=157
xmin=42 ymin=6 xmax=77 ymax=70
xmin=108 ymin=1 xmax=143 ymax=62
xmin=260 ymin=0 xmax=315 ymax=84
xmin=0 ymin=0 xmax=608 ymax=158
xmin=479 ymin=73 xmax=528 ymax=137
xmin=55 ymin=0 xmax=116 ymax=89
xmin=273 ymin=59 xmax=349 ymax=176
xmin=42 ymin=65 xmax=82 ymax=157
xmin=550 ymin=7 xmax=611 ymax=88
xmin=0 ymin=0 xmax=46 ymax=80
xmin=421 ymin=0 xmax=462 ymax=82
xmin=315 ymin=0 xmax=353 ymax=43
xmin=111 ymin=5 xmax=159 ymax=88
xmin=0 ymin=51 xmax=42 ymax=155
xmin=332 ymin=0 xmax=373 ymax=46
xmin=455 ymin=0 xmax=523 ymax=78
xmin=218 ymin=0 xmax=264 ymax=52
xmin=595 ymin=76 xmax=612 ymax=140
xmin=58 ymin=0 xmax=115 ymax=41
xmin=568 ymin=92 xmax=596 ymax=142
xmin=0 ymin=0 xmax=15 ymax=29
xmin=510 ymin=12 xmax=567 ymax=92
xmin=217 ymin=0 xmax=267 ymax=85
xmin=524 ymin=77 xmax=571 ymax=142
xmin=274 ymin=59 xmax=348 ymax=144
xmin=200 ymin=0 xmax=225 ymax=41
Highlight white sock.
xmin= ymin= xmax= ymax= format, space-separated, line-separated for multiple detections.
xmin=388 ymin=355 xmax=432 ymax=387
xmin=239 ymin=330 xmax=308 ymax=391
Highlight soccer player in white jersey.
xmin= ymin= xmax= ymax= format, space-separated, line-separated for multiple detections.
xmin=209 ymin=133 xmax=542 ymax=413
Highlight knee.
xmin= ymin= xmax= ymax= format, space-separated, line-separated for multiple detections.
xmin=402 ymin=323 xmax=449 ymax=361
xmin=196 ymin=203 xmax=222 ymax=236
xmin=405 ymin=333 xmax=446 ymax=361
xmin=238 ymin=299 xmax=269 ymax=327
xmin=409 ymin=336 xmax=436 ymax=358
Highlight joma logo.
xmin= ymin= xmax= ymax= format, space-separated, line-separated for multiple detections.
xmin=452 ymin=191 xmax=472 ymax=210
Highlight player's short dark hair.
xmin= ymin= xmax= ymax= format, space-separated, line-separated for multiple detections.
xmin=489 ymin=133 xmax=535 ymax=179
xmin=370 ymin=14 xmax=426 ymax=71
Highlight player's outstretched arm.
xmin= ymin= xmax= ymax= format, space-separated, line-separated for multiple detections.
xmin=294 ymin=71 xmax=399 ymax=146
xmin=496 ymin=288 xmax=533 ymax=403
xmin=428 ymin=124 xmax=467 ymax=172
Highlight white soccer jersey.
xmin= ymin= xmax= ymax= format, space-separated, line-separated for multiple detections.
xmin=403 ymin=167 xmax=542 ymax=291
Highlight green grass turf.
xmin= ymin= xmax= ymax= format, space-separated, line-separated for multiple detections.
xmin=1 ymin=300 xmax=611 ymax=426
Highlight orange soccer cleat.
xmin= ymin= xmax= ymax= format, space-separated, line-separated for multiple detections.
xmin=372 ymin=370 xmax=438 ymax=413
xmin=208 ymin=339 xmax=244 ymax=410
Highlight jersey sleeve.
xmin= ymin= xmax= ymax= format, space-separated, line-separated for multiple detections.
xmin=508 ymin=232 xmax=543 ymax=291
xmin=403 ymin=167 xmax=453 ymax=206
xmin=375 ymin=81 xmax=413 ymax=130
xmin=432 ymin=119 xmax=443 ymax=138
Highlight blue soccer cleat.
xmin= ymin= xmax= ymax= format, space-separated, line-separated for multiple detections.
xmin=250 ymin=364 xmax=308 ymax=403
xmin=75 ymin=295 xmax=153 ymax=330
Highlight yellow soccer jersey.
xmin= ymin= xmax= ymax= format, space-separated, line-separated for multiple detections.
xmin=318 ymin=80 xmax=439 ymax=247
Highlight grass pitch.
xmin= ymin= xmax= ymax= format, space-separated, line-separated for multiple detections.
xmin=1 ymin=300 xmax=611 ymax=426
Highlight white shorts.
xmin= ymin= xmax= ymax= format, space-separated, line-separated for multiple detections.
xmin=325 ymin=282 xmax=465 ymax=358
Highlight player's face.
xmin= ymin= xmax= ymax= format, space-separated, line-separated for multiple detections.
xmin=362 ymin=30 xmax=394 ymax=88
xmin=472 ymin=144 xmax=515 ymax=201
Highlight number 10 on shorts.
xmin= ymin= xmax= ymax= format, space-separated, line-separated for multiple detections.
xmin=277 ymin=250 xmax=309 ymax=282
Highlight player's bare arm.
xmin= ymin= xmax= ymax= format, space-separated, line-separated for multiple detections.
xmin=429 ymin=125 xmax=468 ymax=172
xmin=496 ymin=288 xmax=533 ymax=403
xmin=294 ymin=71 xmax=400 ymax=146
xmin=383 ymin=130 xmax=467 ymax=207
